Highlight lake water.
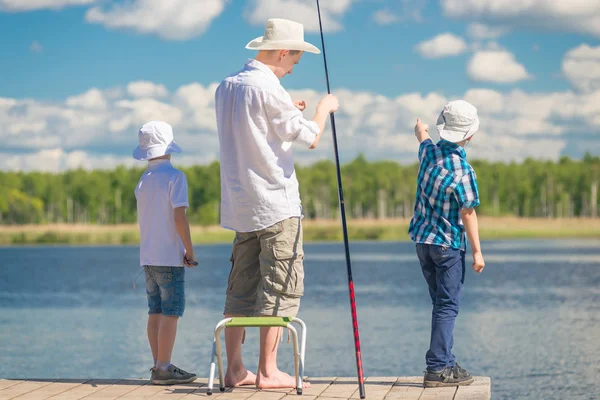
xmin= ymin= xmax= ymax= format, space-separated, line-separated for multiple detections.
xmin=1 ymin=240 xmax=599 ymax=399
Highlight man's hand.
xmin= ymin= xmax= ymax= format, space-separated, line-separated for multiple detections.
xmin=317 ymin=94 xmax=339 ymax=114
xmin=472 ymin=251 xmax=485 ymax=273
xmin=294 ymin=100 xmax=306 ymax=111
xmin=414 ymin=118 xmax=431 ymax=143
xmin=184 ymin=254 xmax=198 ymax=268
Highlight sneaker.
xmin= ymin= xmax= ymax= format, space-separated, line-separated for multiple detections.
xmin=151 ymin=364 xmax=197 ymax=385
xmin=452 ymin=363 xmax=472 ymax=380
xmin=423 ymin=366 xmax=474 ymax=388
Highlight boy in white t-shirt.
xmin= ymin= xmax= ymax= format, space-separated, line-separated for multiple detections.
xmin=133 ymin=120 xmax=198 ymax=385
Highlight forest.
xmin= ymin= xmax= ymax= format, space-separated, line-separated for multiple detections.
xmin=1 ymin=154 xmax=598 ymax=225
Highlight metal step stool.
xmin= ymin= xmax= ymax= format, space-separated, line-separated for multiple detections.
xmin=207 ymin=316 xmax=307 ymax=395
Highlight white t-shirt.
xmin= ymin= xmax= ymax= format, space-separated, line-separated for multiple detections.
xmin=215 ymin=59 xmax=320 ymax=232
xmin=134 ymin=159 xmax=189 ymax=267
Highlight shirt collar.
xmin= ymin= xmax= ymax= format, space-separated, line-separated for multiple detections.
xmin=147 ymin=158 xmax=171 ymax=170
xmin=438 ymin=139 xmax=467 ymax=159
xmin=245 ymin=59 xmax=280 ymax=84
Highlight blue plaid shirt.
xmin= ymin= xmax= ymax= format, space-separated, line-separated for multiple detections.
xmin=408 ymin=139 xmax=480 ymax=250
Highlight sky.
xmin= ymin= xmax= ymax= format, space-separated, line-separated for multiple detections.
xmin=0 ymin=0 xmax=599 ymax=172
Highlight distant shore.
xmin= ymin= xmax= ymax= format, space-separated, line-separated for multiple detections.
xmin=1 ymin=217 xmax=599 ymax=246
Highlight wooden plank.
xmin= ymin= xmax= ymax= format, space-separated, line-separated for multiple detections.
xmin=0 ymin=380 xmax=55 ymax=400
xmin=11 ymin=380 xmax=90 ymax=400
xmin=0 ymin=381 xmax=24 ymax=391
xmin=209 ymin=387 xmax=257 ymax=400
xmin=385 ymin=377 xmax=424 ymax=400
xmin=350 ymin=377 xmax=396 ymax=400
xmin=417 ymin=387 xmax=456 ymax=400
xmin=47 ymin=380 xmax=121 ymax=400
xmin=319 ymin=378 xmax=359 ymax=399
xmin=116 ymin=382 xmax=167 ymax=399
xmin=288 ymin=377 xmax=335 ymax=396
xmin=453 ymin=377 xmax=490 ymax=400
xmin=246 ymin=390 xmax=287 ymax=400
xmin=80 ymin=379 xmax=148 ymax=400
xmin=145 ymin=381 xmax=203 ymax=399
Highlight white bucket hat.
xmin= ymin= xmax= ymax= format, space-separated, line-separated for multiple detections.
xmin=133 ymin=121 xmax=182 ymax=161
xmin=436 ymin=100 xmax=480 ymax=143
xmin=246 ymin=18 xmax=321 ymax=54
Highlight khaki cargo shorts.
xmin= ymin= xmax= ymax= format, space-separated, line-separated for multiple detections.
xmin=224 ymin=217 xmax=304 ymax=317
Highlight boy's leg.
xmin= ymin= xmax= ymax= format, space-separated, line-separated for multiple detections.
xmin=223 ymin=232 xmax=261 ymax=387
xmin=427 ymin=246 xmax=465 ymax=372
xmin=417 ymin=244 xmax=443 ymax=372
xmin=151 ymin=267 xmax=196 ymax=385
xmin=148 ymin=315 xmax=161 ymax=364
xmin=156 ymin=315 xmax=179 ymax=368
xmin=145 ymin=266 xmax=162 ymax=366
xmin=255 ymin=217 xmax=309 ymax=389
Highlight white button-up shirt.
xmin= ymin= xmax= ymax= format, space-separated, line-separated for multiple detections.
xmin=215 ymin=59 xmax=320 ymax=232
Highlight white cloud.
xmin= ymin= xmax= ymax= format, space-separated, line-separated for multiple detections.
xmin=127 ymin=81 xmax=169 ymax=98
xmin=372 ymin=9 xmax=399 ymax=25
xmin=245 ymin=0 xmax=354 ymax=33
xmin=0 ymin=0 xmax=95 ymax=12
xmin=441 ymin=0 xmax=600 ymax=38
xmin=415 ymin=33 xmax=468 ymax=59
xmin=466 ymin=23 xmax=508 ymax=39
xmin=468 ymin=50 xmax=531 ymax=83
xmin=66 ymin=88 xmax=107 ymax=110
xmin=2 ymin=81 xmax=600 ymax=171
xmin=562 ymin=44 xmax=600 ymax=93
xmin=29 ymin=40 xmax=43 ymax=53
xmin=85 ymin=0 xmax=228 ymax=40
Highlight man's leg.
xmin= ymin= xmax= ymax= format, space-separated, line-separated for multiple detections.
xmin=255 ymin=217 xmax=310 ymax=389
xmin=224 ymin=233 xmax=261 ymax=387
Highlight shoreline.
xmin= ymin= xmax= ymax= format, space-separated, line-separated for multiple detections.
xmin=1 ymin=217 xmax=599 ymax=246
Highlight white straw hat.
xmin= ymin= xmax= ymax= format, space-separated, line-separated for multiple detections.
xmin=246 ymin=18 xmax=321 ymax=54
xmin=133 ymin=121 xmax=182 ymax=161
xmin=436 ymin=100 xmax=480 ymax=143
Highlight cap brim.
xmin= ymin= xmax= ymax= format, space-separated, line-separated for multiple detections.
xmin=133 ymin=141 xmax=182 ymax=161
xmin=245 ymin=36 xmax=321 ymax=54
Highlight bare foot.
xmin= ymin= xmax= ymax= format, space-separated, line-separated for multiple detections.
xmin=256 ymin=370 xmax=311 ymax=389
xmin=225 ymin=368 xmax=257 ymax=387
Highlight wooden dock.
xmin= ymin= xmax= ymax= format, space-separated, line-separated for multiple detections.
xmin=0 ymin=377 xmax=491 ymax=400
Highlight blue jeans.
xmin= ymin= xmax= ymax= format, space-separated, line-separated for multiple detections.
xmin=416 ymin=243 xmax=465 ymax=372
xmin=144 ymin=266 xmax=186 ymax=317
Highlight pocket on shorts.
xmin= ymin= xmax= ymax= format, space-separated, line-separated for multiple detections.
xmin=263 ymin=218 xmax=305 ymax=297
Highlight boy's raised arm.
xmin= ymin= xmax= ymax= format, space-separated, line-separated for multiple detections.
xmin=414 ymin=118 xmax=431 ymax=143
xmin=174 ymin=207 xmax=197 ymax=267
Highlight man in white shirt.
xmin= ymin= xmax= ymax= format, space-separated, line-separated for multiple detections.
xmin=215 ymin=18 xmax=339 ymax=389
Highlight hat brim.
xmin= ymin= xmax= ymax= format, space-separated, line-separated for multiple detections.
xmin=438 ymin=129 xmax=474 ymax=143
xmin=245 ymin=36 xmax=321 ymax=54
xmin=133 ymin=140 xmax=182 ymax=161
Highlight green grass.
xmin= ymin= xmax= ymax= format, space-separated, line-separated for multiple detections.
xmin=1 ymin=218 xmax=599 ymax=246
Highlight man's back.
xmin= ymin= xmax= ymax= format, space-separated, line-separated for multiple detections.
xmin=215 ymin=59 xmax=318 ymax=233
xmin=409 ymin=139 xmax=479 ymax=250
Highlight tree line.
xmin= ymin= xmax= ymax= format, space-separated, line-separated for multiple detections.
xmin=1 ymin=154 xmax=598 ymax=225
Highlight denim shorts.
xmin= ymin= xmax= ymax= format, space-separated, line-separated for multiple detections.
xmin=144 ymin=265 xmax=185 ymax=317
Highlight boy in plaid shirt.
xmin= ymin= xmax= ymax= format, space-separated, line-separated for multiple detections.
xmin=408 ymin=100 xmax=486 ymax=388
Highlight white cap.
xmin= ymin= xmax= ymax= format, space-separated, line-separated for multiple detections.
xmin=133 ymin=121 xmax=182 ymax=161
xmin=436 ymin=100 xmax=480 ymax=143
xmin=245 ymin=18 xmax=321 ymax=54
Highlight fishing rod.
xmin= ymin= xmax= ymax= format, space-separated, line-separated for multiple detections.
xmin=315 ymin=1 xmax=366 ymax=398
